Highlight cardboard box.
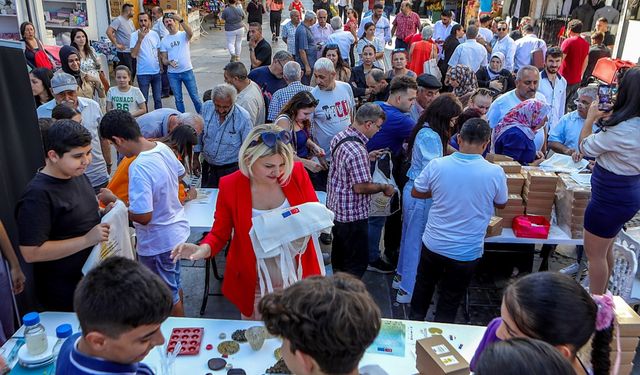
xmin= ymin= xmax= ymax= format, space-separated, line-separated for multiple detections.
xmin=416 ymin=336 xmax=470 ymax=375
xmin=527 ymin=170 xmax=559 ymax=184
xmin=524 ymin=197 xmax=555 ymax=209
xmin=618 ymin=363 xmax=633 ymax=375
xmin=486 ymin=153 xmax=514 ymax=163
xmin=526 ymin=206 xmax=553 ymax=215
xmin=523 ymin=185 xmax=556 ymax=200
xmin=496 ymin=206 xmax=525 ymax=214
xmin=612 ymin=336 xmax=640 ymax=352
xmin=525 ymin=179 xmax=558 ymax=193
xmin=613 ymin=296 xmax=640 ymax=337
xmin=497 ymin=215 xmax=519 ymax=228
xmin=495 ymin=161 xmax=522 ymax=174
xmin=486 ymin=216 xmax=503 ymax=237
xmin=506 ymin=194 xmax=524 ymax=206
xmin=506 ymin=174 xmax=526 ymax=194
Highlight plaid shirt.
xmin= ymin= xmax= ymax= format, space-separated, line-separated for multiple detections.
xmin=282 ymin=22 xmax=299 ymax=56
xmin=267 ymin=81 xmax=313 ymax=121
xmin=392 ymin=11 xmax=421 ymax=40
xmin=327 ymin=126 xmax=371 ymax=223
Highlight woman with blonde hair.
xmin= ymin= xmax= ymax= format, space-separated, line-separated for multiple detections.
xmin=172 ymin=124 xmax=324 ymax=319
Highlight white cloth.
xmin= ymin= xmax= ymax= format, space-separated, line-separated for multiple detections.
xmin=493 ymin=35 xmax=516 ymax=71
xmin=152 ymin=18 xmax=170 ymax=39
xmin=237 ymin=81 xmax=266 ymax=126
xmin=129 ymin=142 xmax=190 ymax=256
xmin=514 ymin=34 xmax=547 ymax=71
xmin=311 ymin=81 xmax=356 ymax=159
xmin=82 ymin=200 xmax=134 ymax=274
xmin=249 ymin=202 xmax=332 ymax=296
xmin=326 ymin=31 xmax=356 ymax=64
xmin=580 ymin=117 xmax=640 ymax=176
xmin=159 ymin=31 xmax=193 ymax=73
xmin=448 ymin=39 xmax=488 ymax=72
xmin=130 ymin=29 xmax=161 ymax=75
xmin=537 ymin=71 xmax=567 ymax=130
xmin=106 ymin=86 xmax=146 ymax=115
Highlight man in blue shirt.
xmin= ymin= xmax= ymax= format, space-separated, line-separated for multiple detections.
xmin=409 ymin=118 xmax=508 ymax=323
xmin=295 ymin=11 xmax=318 ymax=84
xmin=548 ymin=85 xmax=597 ymax=161
xmin=366 ymin=76 xmax=417 ymax=273
xmin=56 ymin=257 xmax=172 ymax=374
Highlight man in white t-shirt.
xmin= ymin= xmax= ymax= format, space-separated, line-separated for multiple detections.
xmin=98 ymin=109 xmax=190 ymax=317
xmin=107 ymin=4 xmax=136 ymax=79
xmin=159 ymin=13 xmax=202 ymax=114
xmin=310 ymin=57 xmax=356 ymax=191
xmin=131 ymin=12 xmax=163 ymax=110
xmin=223 ymin=61 xmax=266 ymax=126
xmin=409 ymin=118 xmax=508 ymax=323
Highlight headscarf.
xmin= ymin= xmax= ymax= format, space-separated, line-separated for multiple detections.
xmin=494 ymin=99 xmax=551 ymax=143
xmin=59 ymin=45 xmax=83 ymax=86
xmin=446 ymin=64 xmax=478 ymax=98
xmin=488 ymin=51 xmax=505 ymax=80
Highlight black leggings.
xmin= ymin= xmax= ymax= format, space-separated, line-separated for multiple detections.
xmin=270 ymin=10 xmax=282 ymax=37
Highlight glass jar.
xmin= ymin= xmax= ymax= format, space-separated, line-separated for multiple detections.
xmin=23 ymin=312 xmax=48 ymax=356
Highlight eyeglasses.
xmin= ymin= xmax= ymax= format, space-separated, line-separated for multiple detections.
xmin=249 ymin=130 xmax=292 ymax=148
xmin=497 ymin=27 xmax=507 ymax=31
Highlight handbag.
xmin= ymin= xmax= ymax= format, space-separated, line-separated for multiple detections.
xmin=423 ymin=43 xmax=442 ymax=80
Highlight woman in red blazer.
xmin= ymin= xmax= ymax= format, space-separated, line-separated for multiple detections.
xmin=172 ymin=124 xmax=323 ymax=318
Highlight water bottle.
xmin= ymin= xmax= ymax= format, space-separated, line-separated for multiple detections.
xmin=52 ymin=324 xmax=73 ymax=358
xmin=23 ymin=312 xmax=48 ymax=356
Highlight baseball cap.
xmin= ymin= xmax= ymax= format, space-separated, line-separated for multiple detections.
xmin=51 ymin=72 xmax=78 ymax=94
xmin=417 ymin=74 xmax=442 ymax=89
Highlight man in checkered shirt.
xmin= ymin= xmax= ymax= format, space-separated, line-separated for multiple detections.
xmin=327 ymin=103 xmax=395 ymax=278
xmin=267 ymin=61 xmax=312 ymax=121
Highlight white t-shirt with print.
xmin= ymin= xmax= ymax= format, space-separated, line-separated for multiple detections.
xmin=159 ymin=31 xmax=193 ymax=73
xmin=311 ymin=81 xmax=355 ymax=159
xmin=107 ymin=86 xmax=146 ymax=114
xmin=130 ymin=29 xmax=161 ymax=75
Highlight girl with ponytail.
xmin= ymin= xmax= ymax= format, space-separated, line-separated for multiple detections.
xmin=470 ymin=272 xmax=615 ymax=375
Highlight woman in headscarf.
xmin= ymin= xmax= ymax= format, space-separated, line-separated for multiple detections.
xmin=408 ymin=24 xmax=437 ymax=76
xmin=493 ymin=99 xmax=550 ymax=165
xmin=476 ymin=51 xmax=515 ymax=94
xmin=445 ymin=64 xmax=478 ymax=106
xmin=59 ymin=45 xmax=105 ymax=101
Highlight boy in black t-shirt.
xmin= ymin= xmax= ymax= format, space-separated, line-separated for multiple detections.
xmin=16 ymin=120 xmax=110 ymax=311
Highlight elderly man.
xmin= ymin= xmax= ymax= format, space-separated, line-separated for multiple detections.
xmin=410 ymin=73 xmax=441 ymax=122
xmin=548 ymin=86 xmax=598 ymax=161
xmin=107 ymin=3 xmax=136 ymax=79
xmin=267 ymin=61 xmax=312 ymax=121
xmin=487 ymin=65 xmax=547 ymax=149
xmin=310 ymin=57 xmax=356 ymax=191
xmin=514 ymin=24 xmax=547 ymax=72
xmin=365 ymin=68 xmax=389 ymax=102
xmin=131 ymin=12 xmax=163 ymax=110
xmin=137 ymin=108 xmax=204 ymax=139
xmin=391 ymin=1 xmax=421 ymax=49
xmin=159 ymin=13 xmax=202 ymax=113
xmin=194 ymin=84 xmax=252 ymax=188
xmin=311 ymin=9 xmax=334 ymax=59
xmin=492 ymin=20 xmax=516 ymax=72
xmin=282 ymin=10 xmax=301 ymax=58
xmin=296 ymin=11 xmax=319 ymax=84
xmin=37 ymin=72 xmax=111 ymax=192
xmin=326 ymin=16 xmax=355 ymax=65
xmin=248 ymin=50 xmax=294 ymax=119
xmin=358 ymin=4 xmax=391 ymax=45
xmin=248 ymin=22 xmax=272 ymax=69
xmin=448 ymin=25 xmax=488 ymax=72
xmin=223 ymin=61 xmax=265 ymax=126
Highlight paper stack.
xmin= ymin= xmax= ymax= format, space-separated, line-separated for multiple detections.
xmin=554 ymin=174 xmax=592 ymax=239
xmin=523 ymin=170 xmax=558 ymax=220
xmin=495 ymin=194 xmax=525 ymax=228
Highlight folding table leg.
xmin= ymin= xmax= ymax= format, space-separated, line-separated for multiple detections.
xmin=200 ymin=258 xmax=211 ymax=316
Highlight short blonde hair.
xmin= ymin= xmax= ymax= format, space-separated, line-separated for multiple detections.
xmin=238 ymin=124 xmax=295 ymax=184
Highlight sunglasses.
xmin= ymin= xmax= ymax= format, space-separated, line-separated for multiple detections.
xmin=249 ymin=130 xmax=292 ymax=148
xmin=393 ymin=48 xmax=407 ymax=52
xmin=325 ymin=43 xmax=339 ymax=48
xmin=497 ymin=27 xmax=507 ymax=31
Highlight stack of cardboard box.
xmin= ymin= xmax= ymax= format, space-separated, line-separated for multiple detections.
xmin=486 ymin=216 xmax=503 ymax=237
xmin=555 ymin=174 xmax=592 ymax=239
xmin=523 ymin=170 xmax=559 ymax=220
xmin=495 ymin=194 xmax=525 ymax=228
xmin=416 ymin=335 xmax=470 ymax=375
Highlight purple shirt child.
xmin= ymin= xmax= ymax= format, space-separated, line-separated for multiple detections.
xmin=470 ymin=317 xmax=503 ymax=371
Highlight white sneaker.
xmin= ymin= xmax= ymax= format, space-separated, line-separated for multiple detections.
xmin=396 ymin=289 xmax=412 ymax=304
xmin=559 ymin=263 xmax=580 ymax=275
xmin=392 ymin=274 xmax=402 ymax=289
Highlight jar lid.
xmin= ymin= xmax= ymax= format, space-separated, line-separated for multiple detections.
xmin=23 ymin=312 xmax=40 ymax=326
xmin=56 ymin=324 xmax=73 ymax=339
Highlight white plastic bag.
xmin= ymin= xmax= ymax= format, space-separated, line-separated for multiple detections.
xmin=370 ymin=152 xmax=399 ymax=217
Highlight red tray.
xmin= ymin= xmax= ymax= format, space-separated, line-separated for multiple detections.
xmin=168 ymin=327 xmax=204 ymax=356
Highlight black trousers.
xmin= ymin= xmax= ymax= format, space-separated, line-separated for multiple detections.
xmin=161 ymin=64 xmax=171 ymax=96
xmin=382 ymin=153 xmax=408 ymax=265
xmin=332 ymin=219 xmax=369 ymax=278
xmin=395 ymin=37 xmax=409 ymax=50
xmin=309 ymin=167 xmax=329 ymax=192
xmin=353 ymin=0 xmax=364 ymax=21
xmin=409 ymin=245 xmax=480 ymax=323
xmin=201 ymin=161 xmax=239 ymax=188
xmin=270 ymin=11 xmax=282 ymax=37
xmin=116 ymin=52 xmax=137 ymax=81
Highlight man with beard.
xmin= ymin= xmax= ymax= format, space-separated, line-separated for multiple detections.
xmin=538 ymin=47 xmax=567 ymax=130
xmin=486 ymin=65 xmax=547 ymax=150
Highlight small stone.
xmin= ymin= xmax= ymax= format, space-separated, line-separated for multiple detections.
xmin=207 ymin=358 xmax=227 ymax=371
xmin=219 ymin=332 xmax=226 ymax=340
xmin=206 ymin=344 xmax=213 ymax=350
xmin=225 ymin=363 xmax=233 ymax=369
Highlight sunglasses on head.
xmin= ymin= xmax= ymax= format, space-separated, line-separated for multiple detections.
xmin=249 ymin=130 xmax=292 ymax=148
xmin=325 ymin=43 xmax=339 ymax=49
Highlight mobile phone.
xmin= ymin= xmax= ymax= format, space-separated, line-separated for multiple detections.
xmin=597 ymin=84 xmax=613 ymax=112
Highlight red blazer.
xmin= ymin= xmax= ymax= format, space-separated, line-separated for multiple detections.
xmin=200 ymin=162 xmax=322 ymax=316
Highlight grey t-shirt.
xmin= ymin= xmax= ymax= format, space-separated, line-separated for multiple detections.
xmin=110 ymin=15 xmax=135 ymax=52
xmin=137 ymin=108 xmax=181 ymax=138
xmin=221 ymin=5 xmax=245 ymax=32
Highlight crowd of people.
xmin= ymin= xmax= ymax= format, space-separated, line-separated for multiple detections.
xmin=2 ymin=0 xmax=639 ymax=374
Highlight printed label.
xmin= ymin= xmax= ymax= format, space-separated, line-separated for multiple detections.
xmin=431 ymin=344 xmax=449 ymax=355
xmin=440 ymin=355 xmax=459 ymax=366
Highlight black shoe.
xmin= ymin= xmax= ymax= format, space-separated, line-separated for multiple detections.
xmin=161 ymin=94 xmax=170 ymax=98
xmin=367 ymin=258 xmax=395 ymax=274
xmin=320 ymin=232 xmax=332 ymax=245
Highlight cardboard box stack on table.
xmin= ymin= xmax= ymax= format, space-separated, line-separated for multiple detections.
xmin=495 ymin=194 xmax=525 ymax=228
xmin=555 ymin=174 xmax=592 ymax=239
xmin=490 ymin=161 xmax=524 ymax=228
xmin=523 ymin=170 xmax=559 ymax=220
xmin=416 ymin=335 xmax=470 ymax=375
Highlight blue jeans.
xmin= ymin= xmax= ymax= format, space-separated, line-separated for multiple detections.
xmin=137 ymin=73 xmax=163 ymax=110
xmin=167 ymin=69 xmax=202 ymax=113
xmin=368 ymin=216 xmax=386 ymax=263
xmin=384 ymin=4 xmax=394 ymax=18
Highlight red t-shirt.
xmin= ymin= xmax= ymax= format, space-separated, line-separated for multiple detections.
xmin=559 ymin=36 xmax=589 ymax=85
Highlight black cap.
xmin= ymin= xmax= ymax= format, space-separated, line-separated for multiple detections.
xmin=417 ymin=74 xmax=442 ymax=89
xmin=480 ymin=14 xmax=493 ymax=23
